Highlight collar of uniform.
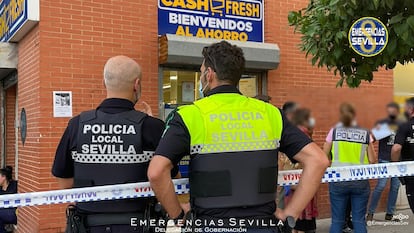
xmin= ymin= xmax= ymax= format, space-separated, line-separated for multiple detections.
xmin=205 ymin=85 xmax=241 ymax=97
xmin=97 ymin=98 xmax=135 ymax=112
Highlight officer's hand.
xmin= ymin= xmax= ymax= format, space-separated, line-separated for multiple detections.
xmin=141 ymin=101 xmax=153 ymax=116
xmin=275 ymin=209 xmax=295 ymax=233
xmin=275 ymin=208 xmax=286 ymax=221
xmin=275 ymin=208 xmax=296 ymax=226
xmin=180 ymin=202 xmax=191 ymax=214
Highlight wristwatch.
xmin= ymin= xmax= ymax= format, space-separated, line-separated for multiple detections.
xmin=286 ymin=216 xmax=296 ymax=228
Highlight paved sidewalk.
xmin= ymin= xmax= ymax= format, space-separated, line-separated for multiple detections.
xmin=316 ymin=209 xmax=412 ymax=233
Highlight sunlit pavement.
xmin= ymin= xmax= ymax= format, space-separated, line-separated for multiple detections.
xmin=317 ymin=209 xmax=412 ymax=233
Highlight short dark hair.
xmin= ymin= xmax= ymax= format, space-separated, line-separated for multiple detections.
xmin=291 ymin=108 xmax=311 ymax=126
xmin=386 ymin=102 xmax=400 ymax=111
xmin=254 ymin=95 xmax=271 ymax=103
xmin=406 ymin=97 xmax=414 ymax=107
xmin=0 ymin=166 xmax=12 ymax=182
xmin=282 ymin=101 xmax=297 ymax=113
xmin=202 ymin=41 xmax=245 ymax=85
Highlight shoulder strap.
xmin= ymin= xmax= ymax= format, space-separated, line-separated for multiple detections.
xmin=79 ymin=110 xmax=147 ymax=124
xmin=79 ymin=110 xmax=97 ymax=123
xmin=122 ymin=110 xmax=147 ymax=125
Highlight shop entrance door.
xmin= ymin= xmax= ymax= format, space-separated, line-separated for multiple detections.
xmin=1 ymin=73 xmax=18 ymax=177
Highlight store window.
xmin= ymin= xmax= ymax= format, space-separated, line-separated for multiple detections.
xmin=162 ymin=69 xmax=264 ymax=107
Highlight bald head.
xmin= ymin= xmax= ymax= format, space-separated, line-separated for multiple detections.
xmin=103 ymin=55 xmax=141 ymax=92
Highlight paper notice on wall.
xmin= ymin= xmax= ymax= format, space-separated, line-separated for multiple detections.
xmin=182 ymin=81 xmax=195 ymax=102
xmin=53 ymin=91 xmax=72 ymax=117
xmin=239 ymin=78 xmax=257 ymax=97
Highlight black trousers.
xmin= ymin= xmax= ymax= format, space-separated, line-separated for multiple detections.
xmin=405 ymin=176 xmax=414 ymax=214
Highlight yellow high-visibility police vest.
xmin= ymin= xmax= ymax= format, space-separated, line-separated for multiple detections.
xmin=331 ymin=126 xmax=370 ymax=167
xmin=177 ymin=93 xmax=283 ymax=209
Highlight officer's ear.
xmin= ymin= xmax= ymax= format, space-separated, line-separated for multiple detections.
xmin=206 ymin=67 xmax=215 ymax=83
xmin=133 ymin=77 xmax=141 ymax=92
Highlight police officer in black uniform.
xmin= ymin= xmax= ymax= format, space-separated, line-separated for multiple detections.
xmin=148 ymin=41 xmax=329 ymax=233
xmin=392 ymin=97 xmax=414 ymax=213
xmin=52 ymin=55 xmax=173 ymax=233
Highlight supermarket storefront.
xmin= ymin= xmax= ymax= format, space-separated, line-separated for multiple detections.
xmin=156 ymin=0 xmax=279 ymax=120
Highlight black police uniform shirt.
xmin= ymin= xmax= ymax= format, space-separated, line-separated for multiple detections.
xmin=395 ymin=117 xmax=414 ymax=161
xmin=52 ymin=98 xmax=177 ymax=178
xmin=376 ymin=118 xmax=403 ymax=161
xmin=155 ymin=85 xmax=312 ymax=218
xmin=0 ymin=180 xmax=18 ymax=212
xmin=0 ymin=180 xmax=17 ymax=195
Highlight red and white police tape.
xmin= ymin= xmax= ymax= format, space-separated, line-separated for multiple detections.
xmin=0 ymin=161 xmax=411 ymax=208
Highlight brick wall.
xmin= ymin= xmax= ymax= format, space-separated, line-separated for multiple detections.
xmin=17 ymin=25 xmax=42 ymax=233
xmin=265 ymin=0 xmax=394 ymax=218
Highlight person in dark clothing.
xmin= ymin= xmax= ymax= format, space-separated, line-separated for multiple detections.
xmin=286 ymin=108 xmax=318 ymax=233
xmin=367 ymin=102 xmax=402 ymax=221
xmin=282 ymin=102 xmax=298 ymax=122
xmin=0 ymin=166 xmax=17 ymax=233
xmin=392 ymin=97 xmax=414 ymax=214
xmin=278 ymin=101 xmax=299 ymax=210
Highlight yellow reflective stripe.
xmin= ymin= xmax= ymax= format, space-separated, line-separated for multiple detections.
xmin=190 ymin=140 xmax=280 ymax=154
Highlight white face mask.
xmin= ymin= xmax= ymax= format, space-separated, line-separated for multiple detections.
xmin=198 ymin=79 xmax=204 ymax=99
xmin=308 ymin=117 xmax=316 ymax=128
xmin=351 ymin=120 xmax=357 ymax=126
xmin=198 ymin=71 xmax=208 ymax=99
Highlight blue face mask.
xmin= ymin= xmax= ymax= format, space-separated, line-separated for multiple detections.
xmin=199 ymin=71 xmax=208 ymax=99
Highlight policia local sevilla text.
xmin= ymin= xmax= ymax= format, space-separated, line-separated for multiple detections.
xmin=210 ymin=112 xmax=268 ymax=142
xmin=80 ymin=124 xmax=137 ymax=154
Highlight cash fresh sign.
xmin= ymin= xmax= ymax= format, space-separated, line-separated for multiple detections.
xmin=0 ymin=0 xmax=39 ymax=42
xmin=158 ymin=0 xmax=264 ymax=42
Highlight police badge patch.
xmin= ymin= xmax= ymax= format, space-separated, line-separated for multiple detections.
xmin=111 ymin=189 xmax=123 ymax=197
xmin=397 ymin=164 xmax=408 ymax=174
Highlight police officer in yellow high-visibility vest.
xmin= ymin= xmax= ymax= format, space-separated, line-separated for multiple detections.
xmin=323 ymin=103 xmax=376 ymax=233
xmin=148 ymin=41 xmax=329 ymax=233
